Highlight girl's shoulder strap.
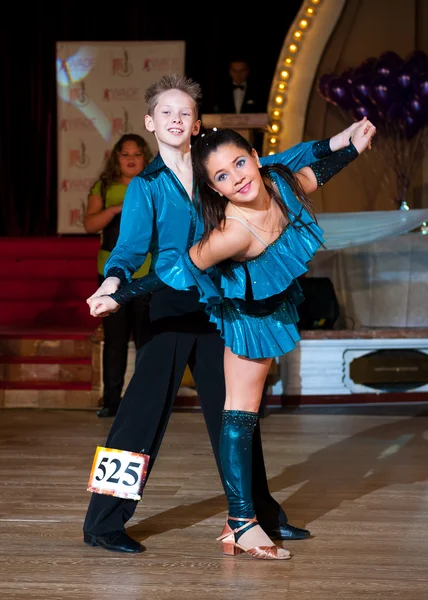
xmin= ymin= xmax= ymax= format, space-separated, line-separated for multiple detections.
xmin=225 ymin=216 xmax=268 ymax=247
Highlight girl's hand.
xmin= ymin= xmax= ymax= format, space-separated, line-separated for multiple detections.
xmin=87 ymin=295 xmax=120 ymax=317
xmin=351 ymin=120 xmax=376 ymax=154
xmin=86 ymin=277 xmax=120 ymax=307
xmin=330 ymin=117 xmax=368 ymax=151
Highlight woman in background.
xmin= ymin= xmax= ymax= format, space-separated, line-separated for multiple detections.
xmin=84 ymin=134 xmax=153 ymax=417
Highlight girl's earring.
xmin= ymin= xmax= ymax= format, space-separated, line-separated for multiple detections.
xmin=218 ymin=192 xmax=223 ymax=197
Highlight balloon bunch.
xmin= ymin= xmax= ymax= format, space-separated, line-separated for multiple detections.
xmin=318 ymin=50 xmax=428 ymax=207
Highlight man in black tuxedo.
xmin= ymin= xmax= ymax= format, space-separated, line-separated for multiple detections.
xmin=212 ymin=57 xmax=266 ymax=115
xmin=209 ymin=57 xmax=266 ymax=154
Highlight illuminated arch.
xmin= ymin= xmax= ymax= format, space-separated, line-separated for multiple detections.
xmin=263 ymin=0 xmax=347 ymax=154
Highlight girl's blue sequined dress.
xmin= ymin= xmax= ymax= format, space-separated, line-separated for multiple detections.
xmin=154 ymin=172 xmax=324 ymax=359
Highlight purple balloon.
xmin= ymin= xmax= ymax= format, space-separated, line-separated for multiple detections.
xmin=408 ymin=97 xmax=423 ymax=114
xmin=403 ymin=111 xmax=422 ymax=139
xmin=370 ymin=76 xmax=398 ymax=111
xmin=351 ymin=101 xmax=378 ymax=125
xmin=374 ymin=51 xmax=403 ymax=78
xmin=415 ymin=75 xmax=428 ymax=98
xmin=397 ymin=66 xmax=412 ymax=90
xmin=341 ymin=68 xmax=355 ymax=84
xmin=407 ymin=95 xmax=428 ymax=126
xmin=318 ymin=51 xmax=428 ymax=131
xmin=351 ymin=74 xmax=372 ymax=103
xmin=397 ymin=97 xmax=425 ymax=138
xmin=385 ymin=95 xmax=428 ymax=132
xmin=318 ymin=73 xmax=335 ymax=100
xmin=403 ymin=50 xmax=428 ymax=75
xmin=328 ymin=76 xmax=354 ymax=110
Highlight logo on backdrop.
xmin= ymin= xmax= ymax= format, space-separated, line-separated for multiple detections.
xmin=112 ymin=108 xmax=133 ymax=135
xmin=103 ymin=87 xmax=139 ymax=102
xmin=142 ymin=57 xmax=182 ymax=72
xmin=69 ymin=142 xmax=90 ymax=168
xmin=69 ymin=81 xmax=89 ymax=107
xmin=59 ymin=118 xmax=97 ymax=132
xmin=57 ymin=54 xmax=97 ymax=88
xmin=69 ymin=200 xmax=86 ymax=228
xmin=67 ymin=55 xmax=97 ymax=72
xmin=112 ymin=50 xmax=133 ymax=77
xmin=61 ymin=178 xmax=94 ymax=193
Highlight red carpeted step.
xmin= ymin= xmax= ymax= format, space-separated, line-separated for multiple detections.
xmin=0 ymin=327 xmax=96 ymax=339
xmin=0 ymin=236 xmax=99 ymax=259
xmin=0 ymin=381 xmax=93 ymax=390
xmin=0 ymin=258 xmax=97 ymax=279
xmin=0 ymin=237 xmax=104 ymax=331
xmin=1 ymin=279 xmax=97 ymax=300
xmin=0 ymin=299 xmax=98 ymax=328
xmin=0 ymin=356 xmax=91 ymax=364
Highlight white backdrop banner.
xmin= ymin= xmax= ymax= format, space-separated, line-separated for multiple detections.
xmin=56 ymin=41 xmax=185 ymax=234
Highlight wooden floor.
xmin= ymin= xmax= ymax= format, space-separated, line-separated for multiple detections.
xmin=1 ymin=407 xmax=428 ymax=599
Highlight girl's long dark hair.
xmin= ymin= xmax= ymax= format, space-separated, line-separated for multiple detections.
xmin=191 ymin=128 xmax=319 ymax=250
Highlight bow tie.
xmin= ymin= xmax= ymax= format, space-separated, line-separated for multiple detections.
xmin=233 ymin=84 xmax=245 ymax=90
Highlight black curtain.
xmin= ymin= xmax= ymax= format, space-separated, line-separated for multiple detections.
xmin=0 ymin=3 xmax=302 ymax=236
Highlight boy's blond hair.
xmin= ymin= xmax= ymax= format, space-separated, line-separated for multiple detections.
xmin=144 ymin=74 xmax=202 ymax=118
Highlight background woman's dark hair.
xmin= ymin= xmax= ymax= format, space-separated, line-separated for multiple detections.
xmin=99 ymin=134 xmax=153 ymax=204
xmin=191 ymin=128 xmax=318 ymax=249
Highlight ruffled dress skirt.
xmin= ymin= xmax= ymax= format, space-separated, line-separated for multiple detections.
xmin=156 ymin=219 xmax=324 ymax=359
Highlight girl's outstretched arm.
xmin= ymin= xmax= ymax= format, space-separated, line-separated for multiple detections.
xmin=295 ymin=120 xmax=376 ymax=194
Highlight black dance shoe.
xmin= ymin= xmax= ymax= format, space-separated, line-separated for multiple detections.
xmin=266 ymin=522 xmax=311 ymax=540
xmin=84 ymin=530 xmax=144 ymax=553
xmin=96 ymin=406 xmax=118 ymax=418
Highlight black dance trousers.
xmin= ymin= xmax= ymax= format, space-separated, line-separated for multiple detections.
xmin=98 ymin=275 xmax=151 ymax=411
xmin=84 ymin=305 xmax=287 ymax=535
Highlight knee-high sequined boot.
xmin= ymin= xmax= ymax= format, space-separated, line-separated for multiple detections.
xmin=216 ymin=409 xmax=289 ymax=560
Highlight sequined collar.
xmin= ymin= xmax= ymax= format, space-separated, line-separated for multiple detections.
xmin=137 ymin=153 xmax=166 ymax=178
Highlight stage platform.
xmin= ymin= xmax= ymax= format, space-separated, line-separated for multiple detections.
xmin=3 ymin=324 xmax=428 ymax=409
xmin=273 ymin=327 xmax=428 ymax=405
xmin=0 ymin=407 xmax=427 ymax=599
